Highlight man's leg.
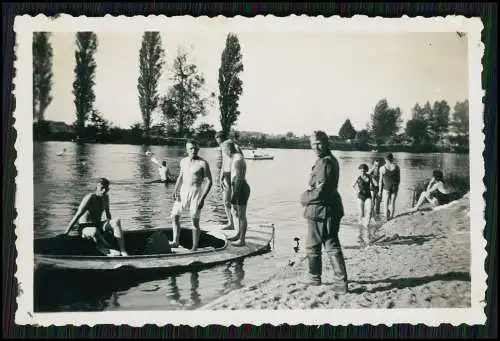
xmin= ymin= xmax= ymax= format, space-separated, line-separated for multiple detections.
xmin=191 ymin=217 xmax=201 ymax=251
xmin=390 ymin=189 xmax=398 ymax=219
xmin=221 ymin=180 xmax=234 ymax=230
xmin=170 ymin=201 xmax=182 ymax=247
xmin=108 ymin=219 xmax=128 ymax=256
xmin=305 ymin=219 xmax=323 ymax=285
xmin=324 ymin=216 xmax=348 ymax=293
xmin=232 ymin=204 xmax=247 ymax=246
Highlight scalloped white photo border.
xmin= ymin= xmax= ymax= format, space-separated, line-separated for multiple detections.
xmin=13 ymin=14 xmax=487 ymax=327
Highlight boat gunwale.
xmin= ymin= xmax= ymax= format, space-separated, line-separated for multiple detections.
xmin=34 ymin=225 xmax=275 ymax=262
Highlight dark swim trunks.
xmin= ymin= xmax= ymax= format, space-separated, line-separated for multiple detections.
xmin=231 ymin=179 xmax=251 ymax=205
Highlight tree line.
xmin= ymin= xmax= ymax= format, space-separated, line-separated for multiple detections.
xmin=336 ymin=98 xmax=469 ymax=152
xmin=32 ymin=31 xmax=244 ymax=143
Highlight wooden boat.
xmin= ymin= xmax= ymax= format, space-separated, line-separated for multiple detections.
xmin=244 ymin=155 xmax=274 ymax=160
xmin=34 ymin=224 xmax=275 ymax=273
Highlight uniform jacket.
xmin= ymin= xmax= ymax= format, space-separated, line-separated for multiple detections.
xmin=300 ymin=152 xmax=344 ymax=221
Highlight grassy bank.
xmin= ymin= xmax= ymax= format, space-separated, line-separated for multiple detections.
xmin=201 ymin=193 xmax=471 ymax=310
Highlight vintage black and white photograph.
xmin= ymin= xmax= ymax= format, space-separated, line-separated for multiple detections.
xmin=14 ymin=15 xmax=486 ymax=326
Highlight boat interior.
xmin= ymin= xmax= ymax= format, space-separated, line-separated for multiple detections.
xmin=34 ymin=228 xmax=227 ymax=257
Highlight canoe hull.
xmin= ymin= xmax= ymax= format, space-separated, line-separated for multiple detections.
xmin=34 ymin=225 xmax=275 ymax=273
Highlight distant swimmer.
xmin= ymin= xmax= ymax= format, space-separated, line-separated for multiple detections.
xmin=145 ymin=151 xmax=173 ymax=183
xmin=62 ymin=177 xmax=128 ymax=257
xmin=57 ymin=148 xmax=67 ymax=156
xmin=170 ymin=139 xmax=213 ymax=251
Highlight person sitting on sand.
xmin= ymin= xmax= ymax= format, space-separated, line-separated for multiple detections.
xmin=145 ymin=151 xmax=173 ymax=183
xmin=170 ymin=139 xmax=213 ymax=251
xmin=62 ymin=177 xmax=128 ymax=257
xmin=222 ymin=140 xmax=251 ymax=247
xmin=368 ymin=159 xmax=382 ymax=215
xmin=352 ymin=163 xmax=376 ymax=228
xmin=411 ymin=170 xmax=454 ymax=211
xmin=378 ymin=153 xmax=401 ymax=220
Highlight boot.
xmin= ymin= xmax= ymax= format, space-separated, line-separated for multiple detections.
xmin=327 ymin=249 xmax=348 ymax=293
xmin=304 ymin=252 xmax=322 ymax=286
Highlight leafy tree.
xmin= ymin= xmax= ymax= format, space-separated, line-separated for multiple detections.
xmin=160 ymin=49 xmax=215 ymax=137
xmin=411 ymin=103 xmax=424 ymax=120
xmin=355 ymin=129 xmax=370 ymax=146
xmin=430 ymin=100 xmax=451 ymax=140
xmin=285 ymin=131 xmax=296 ymax=139
xmin=218 ymin=33 xmax=244 ymax=137
xmin=72 ymin=32 xmax=98 ymax=139
xmin=138 ymin=32 xmax=165 ymax=139
xmin=405 ymin=119 xmax=429 ymax=145
xmin=86 ymin=109 xmax=110 ymax=137
xmin=338 ymin=119 xmax=357 ymax=140
xmin=369 ymin=99 xmax=403 ymax=144
xmin=33 ymin=32 xmax=54 ymax=122
xmin=451 ymin=100 xmax=469 ymax=135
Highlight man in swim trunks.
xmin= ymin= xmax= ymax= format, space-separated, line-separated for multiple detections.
xmin=221 ymin=140 xmax=251 ymax=246
xmin=378 ymin=153 xmax=400 ymax=220
xmin=300 ymin=130 xmax=348 ymax=292
xmin=62 ymin=177 xmax=128 ymax=256
xmin=215 ymin=131 xmax=237 ymax=231
xmin=170 ymin=139 xmax=213 ymax=251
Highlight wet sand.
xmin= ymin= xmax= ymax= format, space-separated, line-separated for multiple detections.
xmin=201 ymin=193 xmax=471 ymax=310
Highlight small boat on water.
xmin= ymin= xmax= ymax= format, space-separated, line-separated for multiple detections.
xmin=244 ymin=155 xmax=275 ymax=160
xmin=244 ymin=150 xmax=275 ymax=160
xmin=34 ymin=224 xmax=275 ymax=274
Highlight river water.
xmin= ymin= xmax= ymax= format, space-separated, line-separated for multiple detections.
xmin=33 ymin=141 xmax=469 ymax=312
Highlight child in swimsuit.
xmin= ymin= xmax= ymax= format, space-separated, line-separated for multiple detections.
xmin=353 ymin=164 xmax=374 ymax=229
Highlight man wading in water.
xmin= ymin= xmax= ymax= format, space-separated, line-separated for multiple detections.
xmin=170 ymin=139 xmax=213 ymax=251
xmin=63 ymin=177 xmax=128 ymax=257
xmin=300 ymin=131 xmax=348 ymax=292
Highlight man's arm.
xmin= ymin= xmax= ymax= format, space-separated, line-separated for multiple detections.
xmin=230 ymin=157 xmax=245 ymax=202
xmin=300 ymin=159 xmax=334 ymax=206
xmin=172 ymin=159 xmax=184 ymax=199
xmin=64 ymin=195 xmax=90 ymax=234
xmin=200 ymin=160 xmax=213 ymax=204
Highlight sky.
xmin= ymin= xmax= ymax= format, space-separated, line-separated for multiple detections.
xmin=44 ymin=30 xmax=469 ymax=136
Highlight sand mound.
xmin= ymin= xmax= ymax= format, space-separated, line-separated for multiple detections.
xmin=201 ymin=195 xmax=471 ymax=310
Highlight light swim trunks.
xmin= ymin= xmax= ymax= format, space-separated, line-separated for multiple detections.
xmin=171 ymin=185 xmax=203 ymax=219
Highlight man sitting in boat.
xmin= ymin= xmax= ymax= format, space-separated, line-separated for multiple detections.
xmin=222 ymin=140 xmax=251 ymax=246
xmin=62 ymin=177 xmax=128 ymax=257
xmin=170 ymin=139 xmax=213 ymax=251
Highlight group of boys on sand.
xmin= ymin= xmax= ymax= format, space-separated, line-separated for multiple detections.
xmin=63 ymin=132 xmax=251 ymax=257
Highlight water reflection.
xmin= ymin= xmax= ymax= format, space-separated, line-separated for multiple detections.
xmin=190 ymin=272 xmax=201 ymax=308
xmin=222 ymin=259 xmax=245 ymax=292
xmin=132 ymin=146 xmax=155 ymax=229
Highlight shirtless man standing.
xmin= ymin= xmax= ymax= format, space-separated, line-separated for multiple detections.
xmin=62 ymin=177 xmax=128 ymax=256
xmin=170 ymin=139 xmax=213 ymax=251
xmin=215 ymin=131 xmax=236 ymax=231
xmin=222 ymin=141 xmax=251 ymax=246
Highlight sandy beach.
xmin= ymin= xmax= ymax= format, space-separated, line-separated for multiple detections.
xmin=201 ymin=194 xmax=471 ymax=310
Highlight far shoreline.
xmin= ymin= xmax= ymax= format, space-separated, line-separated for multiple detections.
xmin=33 ymin=138 xmax=469 ymax=155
